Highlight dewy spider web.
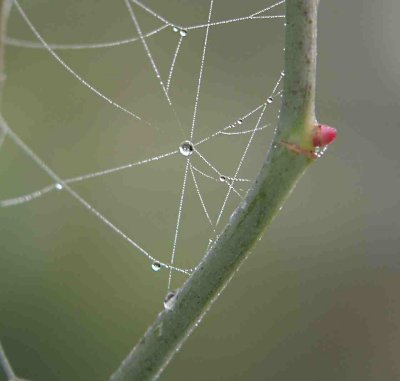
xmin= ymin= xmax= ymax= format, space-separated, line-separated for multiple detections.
xmin=1 ymin=0 xmax=285 ymax=292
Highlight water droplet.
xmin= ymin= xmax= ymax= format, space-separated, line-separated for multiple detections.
xmin=179 ymin=141 xmax=194 ymax=156
xmin=237 ymin=119 xmax=243 ymax=125
xmin=179 ymin=29 xmax=188 ymax=37
xmin=267 ymin=97 xmax=273 ymax=104
xmin=172 ymin=26 xmax=179 ymax=33
xmin=281 ymin=71 xmax=285 ymax=77
xmin=164 ymin=290 xmax=178 ymax=311
xmin=55 ymin=183 xmax=63 ymax=190
xmin=152 ymin=262 xmax=161 ymax=272
xmin=219 ymin=175 xmax=226 ymax=182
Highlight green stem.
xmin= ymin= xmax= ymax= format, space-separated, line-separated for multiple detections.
xmin=110 ymin=0 xmax=320 ymax=380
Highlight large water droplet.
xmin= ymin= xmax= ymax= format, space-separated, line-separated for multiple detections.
xmin=172 ymin=26 xmax=179 ymax=33
xmin=164 ymin=290 xmax=178 ymax=311
xmin=267 ymin=97 xmax=273 ymax=104
xmin=152 ymin=262 xmax=161 ymax=272
xmin=179 ymin=141 xmax=194 ymax=156
xmin=179 ymin=29 xmax=188 ymax=37
xmin=237 ymin=119 xmax=243 ymax=125
xmin=55 ymin=183 xmax=63 ymax=190
xmin=219 ymin=175 xmax=226 ymax=182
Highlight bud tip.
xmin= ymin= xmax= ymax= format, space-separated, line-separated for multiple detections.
xmin=312 ymin=124 xmax=337 ymax=147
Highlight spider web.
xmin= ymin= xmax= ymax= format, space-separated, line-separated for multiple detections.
xmin=0 ymin=0 xmax=285 ymax=294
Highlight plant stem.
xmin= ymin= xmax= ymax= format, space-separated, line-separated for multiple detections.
xmin=110 ymin=0 xmax=320 ymax=380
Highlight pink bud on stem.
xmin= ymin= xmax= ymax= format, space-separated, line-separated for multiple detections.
xmin=312 ymin=124 xmax=337 ymax=147
xmin=280 ymin=124 xmax=337 ymax=159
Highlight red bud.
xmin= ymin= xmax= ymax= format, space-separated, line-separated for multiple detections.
xmin=312 ymin=124 xmax=337 ymax=147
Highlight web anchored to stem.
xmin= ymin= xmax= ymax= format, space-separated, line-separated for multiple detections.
xmin=1 ymin=0 xmax=286 ymax=282
xmin=108 ymin=0 xmax=333 ymax=380
xmin=0 ymin=0 xmax=336 ymax=380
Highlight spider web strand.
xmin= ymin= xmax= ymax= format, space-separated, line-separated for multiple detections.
xmin=167 ymin=35 xmax=183 ymax=93
xmin=190 ymin=0 xmax=214 ymax=140
xmin=218 ymin=123 xmax=271 ymax=136
xmin=123 ymin=0 xmax=173 ymax=108
xmin=5 ymin=24 xmax=168 ymax=50
xmin=0 ymin=149 xmax=179 ymax=207
xmin=13 ymin=0 xmax=148 ymax=125
xmin=168 ymin=159 xmax=190 ymax=289
xmin=250 ymin=0 xmax=286 ymax=17
xmin=215 ymin=104 xmax=268 ymax=226
xmin=0 ymin=116 xmax=191 ymax=275
xmin=130 ymin=0 xmax=174 ymax=27
xmin=193 ymin=149 xmax=244 ymax=200
xmin=189 ymin=163 xmax=214 ymax=227
xmin=193 ymin=101 xmax=270 ymax=146
xmin=186 ymin=0 xmax=285 ymax=32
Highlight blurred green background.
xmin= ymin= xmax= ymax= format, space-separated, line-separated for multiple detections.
xmin=1 ymin=0 xmax=400 ymax=380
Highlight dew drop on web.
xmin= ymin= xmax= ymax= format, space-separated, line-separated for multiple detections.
xmin=152 ymin=262 xmax=161 ymax=272
xmin=179 ymin=141 xmax=194 ymax=156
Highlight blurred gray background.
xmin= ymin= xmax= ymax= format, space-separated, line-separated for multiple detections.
xmin=1 ymin=0 xmax=399 ymax=380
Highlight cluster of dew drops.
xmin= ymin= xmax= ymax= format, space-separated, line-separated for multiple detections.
xmin=172 ymin=25 xmax=188 ymax=37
